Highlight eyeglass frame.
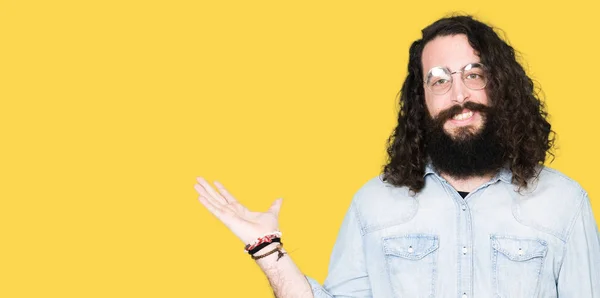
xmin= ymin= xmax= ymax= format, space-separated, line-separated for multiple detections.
xmin=423 ymin=63 xmax=489 ymax=95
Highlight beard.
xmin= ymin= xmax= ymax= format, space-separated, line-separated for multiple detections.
xmin=424 ymin=101 xmax=506 ymax=179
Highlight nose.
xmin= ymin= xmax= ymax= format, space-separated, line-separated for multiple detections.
xmin=450 ymin=73 xmax=470 ymax=103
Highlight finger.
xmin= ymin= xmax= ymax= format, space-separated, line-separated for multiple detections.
xmin=213 ymin=181 xmax=250 ymax=214
xmin=194 ymin=183 xmax=212 ymax=199
xmin=195 ymin=183 xmax=240 ymax=216
xmin=195 ymin=184 xmax=227 ymax=208
xmin=196 ymin=177 xmax=227 ymax=205
xmin=198 ymin=195 xmax=226 ymax=219
xmin=213 ymin=181 xmax=239 ymax=204
xmin=267 ymin=198 xmax=283 ymax=216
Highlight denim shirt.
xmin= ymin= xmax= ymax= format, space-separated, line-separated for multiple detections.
xmin=306 ymin=166 xmax=600 ymax=297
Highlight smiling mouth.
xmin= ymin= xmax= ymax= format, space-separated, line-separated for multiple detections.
xmin=452 ymin=110 xmax=474 ymax=121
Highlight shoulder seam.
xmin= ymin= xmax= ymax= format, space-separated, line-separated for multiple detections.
xmin=350 ymin=198 xmax=367 ymax=237
xmin=512 ymin=187 xmax=586 ymax=242
xmin=539 ymin=167 xmax=580 ymax=186
xmin=557 ymin=190 xmax=588 ymax=271
xmin=563 ymin=189 xmax=588 ymax=243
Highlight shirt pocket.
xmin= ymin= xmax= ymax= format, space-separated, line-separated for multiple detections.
xmin=383 ymin=234 xmax=439 ymax=298
xmin=490 ymin=235 xmax=548 ymax=298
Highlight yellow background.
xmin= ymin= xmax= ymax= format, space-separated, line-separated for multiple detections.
xmin=1 ymin=0 xmax=599 ymax=297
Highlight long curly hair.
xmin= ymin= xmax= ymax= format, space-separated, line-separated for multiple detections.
xmin=382 ymin=15 xmax=555 ymax=193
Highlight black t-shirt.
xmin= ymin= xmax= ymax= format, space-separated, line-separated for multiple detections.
xmin=458 ymin=191 xmax=469 ymax=199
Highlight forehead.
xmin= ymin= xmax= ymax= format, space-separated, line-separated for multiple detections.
xmin=421 ymin=34 xmax=480 ymax=72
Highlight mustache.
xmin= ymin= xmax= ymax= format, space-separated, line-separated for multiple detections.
xmin=434 ymin=101 xmax=492 ymax=123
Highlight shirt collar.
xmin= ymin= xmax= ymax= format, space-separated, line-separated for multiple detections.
xmin=424 ymin=163 xmax=437 ymax=177
xmin=423 ymin=163 xmax=513 ymax=184
xmin=494 ymin=165 xmax=513 ymax=184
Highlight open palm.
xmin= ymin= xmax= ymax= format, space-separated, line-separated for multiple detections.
xmin=195 ymin=177 xmax=283 ymax=245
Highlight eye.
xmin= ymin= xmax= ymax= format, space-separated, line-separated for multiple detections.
xmin=432 ymin=78 xmax=449 ymax=86
xmin=466 ymin=73 xmax=481 ymax=80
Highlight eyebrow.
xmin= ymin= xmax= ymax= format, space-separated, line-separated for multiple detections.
xmin=424 ymin=63 xmax=485 ymax=82
xmin=427 ymin=62 xmax=483 ymax=73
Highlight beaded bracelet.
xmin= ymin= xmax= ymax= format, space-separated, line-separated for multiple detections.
xmin=251 ymin=244 xmax=286 ymax=261
xmin=248 ymin=238 xmax=281 ymax=255
xmin=244 ymin=231 xmax=282 ymax=252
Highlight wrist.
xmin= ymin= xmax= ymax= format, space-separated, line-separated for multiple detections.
xmin=244 ymin=231 xmax=282 ymax=252
xmin=253 ymin=242 xmax=280 ymax=254
xmin=252 ymin=243 xmax=287 ymax=263
xmin=243 ymin=231 xmax=287 ymax=263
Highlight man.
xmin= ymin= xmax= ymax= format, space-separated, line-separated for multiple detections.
xmin=195 ymin=15 xmax=600 ymax=297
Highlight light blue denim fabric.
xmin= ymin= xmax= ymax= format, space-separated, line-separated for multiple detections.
xmin=306 ymin=165 xmax=600 ymax=297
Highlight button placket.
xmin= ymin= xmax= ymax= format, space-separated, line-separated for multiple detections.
xmin=457 ymin=193 xmax=473 ymax=298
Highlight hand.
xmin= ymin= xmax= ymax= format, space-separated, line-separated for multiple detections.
xmin=195 ymin=177 xmax=283 ymax=245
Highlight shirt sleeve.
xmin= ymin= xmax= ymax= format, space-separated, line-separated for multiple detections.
xmin=557 ymin=193 xmax=600 ymax=297
xmin=306 ymin=199 xmax=373 ymax=297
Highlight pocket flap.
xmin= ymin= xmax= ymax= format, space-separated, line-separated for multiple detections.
xmin=491 ymin=235 xmax=548 ymax=261
xmin=383 ymin=234 xmax=439 ymax=260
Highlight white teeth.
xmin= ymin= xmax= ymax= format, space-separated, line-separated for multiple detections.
xmin=452 ymin=111 xmax=473 ymax=120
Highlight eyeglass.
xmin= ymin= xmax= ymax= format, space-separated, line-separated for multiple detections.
xmin=424 ymin=63 xmax=489 ymax=95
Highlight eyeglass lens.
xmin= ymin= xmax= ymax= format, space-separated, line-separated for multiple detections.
xmin=426 ymin=63 xmax=487 ymax=95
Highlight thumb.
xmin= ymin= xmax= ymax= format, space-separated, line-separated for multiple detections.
xmin=267 ymin=198 xmax=283 ymax=216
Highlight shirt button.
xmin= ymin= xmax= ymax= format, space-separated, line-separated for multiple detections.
xmin=408 ymin=246 xmax=414 ymax=253
xmin=462 ymin=247 xmax=468 ymax=254
xmin=462 ymin=293 xmax=467 ymax=298
xmin=461 ymin=205 xmax=466 ymax=211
